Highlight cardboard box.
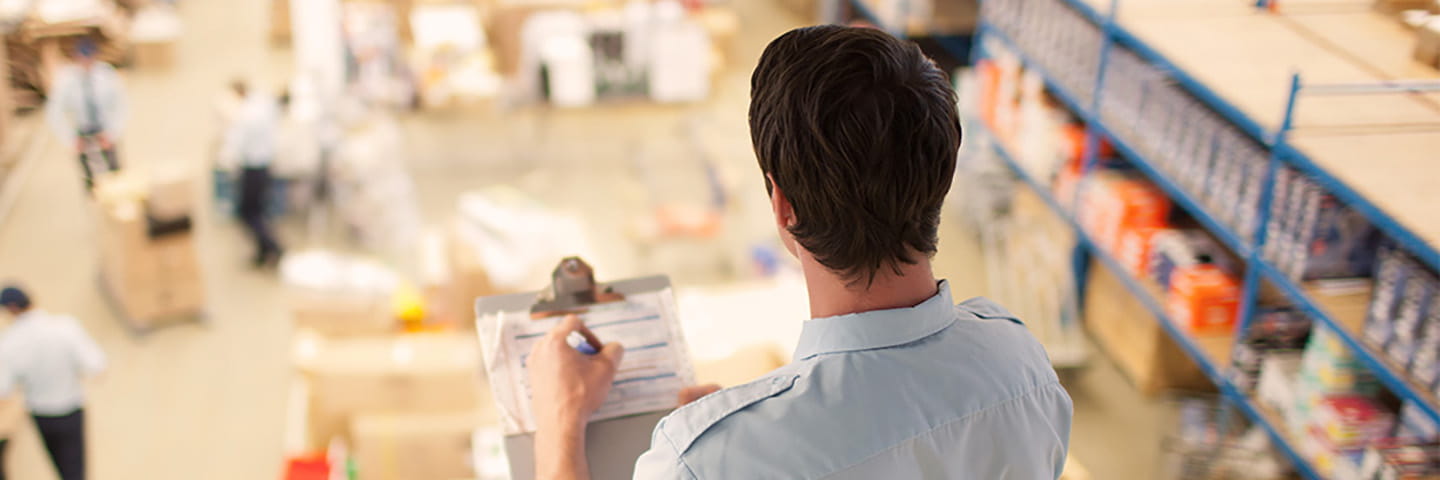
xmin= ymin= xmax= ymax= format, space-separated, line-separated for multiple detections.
xmin=294 ymin=333 xmax=484 ymax=450
xmin=446 ymin=222 xmax=498 ymax=330
xmin=109 ymin=278 xmax=206 ymax=328
xmin=1417 ymin=20 xmax=1440 ymax=69
xmin=351 ymin=410 xmax=479 ymax=480
xmin=272 ymin=0 xmax=292 ymax=45
xmin=291 ymin=293 xmax=396 ymax=337
xmin=145 ymin=174 xmax=193 ymax=221
xmin=1166 ymin=265 xmax=1241 ymax=336
xmin=1375 ymin=0 xmax=1432 ymax=15
xmin=1084 ymin=260 xmax=1216 ymax=396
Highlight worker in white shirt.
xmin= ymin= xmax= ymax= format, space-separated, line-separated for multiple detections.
xmin=222 ymin=88 xmax=287 ymax=267
xmin=0 ymin=286 xmax=105 ymax=480
xmin=45 ymin=39 xmax=127 ymax=191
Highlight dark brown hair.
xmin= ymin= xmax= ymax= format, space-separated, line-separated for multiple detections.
xmin=750 ymin=25 xmax=961 ymax=285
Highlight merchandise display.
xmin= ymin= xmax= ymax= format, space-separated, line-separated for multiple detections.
xmin=971 ymin=0 xmax=1440 ymax=476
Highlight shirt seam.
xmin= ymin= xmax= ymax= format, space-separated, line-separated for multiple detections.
xmin=660 ymin=421 xmax=701 ymax=479
xmin=798 ymin=316 xmax=957 ymax=360
xmin=814 ymin=381 xmax=1067 ymax=480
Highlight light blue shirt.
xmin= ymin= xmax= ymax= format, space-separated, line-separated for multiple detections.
xmin=634 ymin=281 xmax=1073 ymax=479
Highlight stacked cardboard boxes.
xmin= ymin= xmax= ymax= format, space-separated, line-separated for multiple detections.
xmin=293 ymin=332 xmax=488 ymax=480
xmin=95 ymin=173 xmax=204 ymax=330
xmin=280 ymin=250 xmax=401 ymax=337
xmin=1083 ymin=260 xmax=1216 ymax=395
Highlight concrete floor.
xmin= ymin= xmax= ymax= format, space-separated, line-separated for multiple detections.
xmin=0 ymin=0 xmax=1175 ymax=478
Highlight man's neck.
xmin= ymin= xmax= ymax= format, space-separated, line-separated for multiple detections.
xmin=801 ymin=257 xmax=939 ymax=319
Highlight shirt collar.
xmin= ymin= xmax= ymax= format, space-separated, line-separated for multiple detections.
xmin=793 ymin=280 xmax=956 ymax=361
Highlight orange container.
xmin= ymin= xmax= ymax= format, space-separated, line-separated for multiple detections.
xmin=1166 ymin=264 xmax=1240 ymax=336
xmin=1080 ymin=174 xmax=1171 ymax=251
xmin=1117 ymin=226 xmax=1166 ymax=275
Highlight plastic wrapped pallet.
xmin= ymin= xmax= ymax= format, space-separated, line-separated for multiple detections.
xmin=293 ymin=332 xmax=485 ymax=451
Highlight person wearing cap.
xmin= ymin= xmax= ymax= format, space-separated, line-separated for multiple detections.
xmin=45 ymin=38 xmax=128 ymax=191
xmin=0 ymin=286 xmax=107 ymax=480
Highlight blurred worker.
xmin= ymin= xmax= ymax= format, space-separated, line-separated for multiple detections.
xmin=46 ymin=39 xmax=128 ymax=191
xmin=0 ymin=286 xmax=107 ymax=480
xmin=526 ymin=26 xmax=1073 ymax=479
xmin=222 ymin=87 xmax=287 ymax=267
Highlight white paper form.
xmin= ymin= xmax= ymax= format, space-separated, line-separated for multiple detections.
xmin=478 ymin=288 xmax=695 ymax=434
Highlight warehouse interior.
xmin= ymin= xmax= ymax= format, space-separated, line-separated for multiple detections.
xmin=1 ymin=0 xmax=1438 ymax=479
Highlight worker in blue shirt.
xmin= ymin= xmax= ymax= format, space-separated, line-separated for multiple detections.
xmin=526 ymin=25 xmax=1073 ymax=479
xmin=46 ymin=39 xmax=127 ymax=191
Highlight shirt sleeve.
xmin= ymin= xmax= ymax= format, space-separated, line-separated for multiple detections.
xmin=632 ymin=442 xmax=690 ymax=480
xmin=103 ymin=66 xmax=128 ymax=140
xmin=46 ymin=72 xmax=78 ymax=147
xmin=0 ymin=350 xmax=16 ymax=399
xmin=64 ymin=318 xmax=107 ymax=376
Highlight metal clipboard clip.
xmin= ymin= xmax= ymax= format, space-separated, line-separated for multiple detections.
xmin=529 ymin=257 xmax=627 ymax=319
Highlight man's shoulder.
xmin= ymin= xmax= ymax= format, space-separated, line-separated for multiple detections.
xmin=653 ymin=372 xmax=801 ymax=456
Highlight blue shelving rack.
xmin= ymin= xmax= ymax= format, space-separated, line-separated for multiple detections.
xmin=946 ymin=0 xmax=1440 ymax=477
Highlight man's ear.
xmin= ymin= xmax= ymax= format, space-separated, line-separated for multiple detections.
xmin=767 ymin=174 xmax=795 ymax=228
xmin=768 ymin=175 xmax=800 ymax=258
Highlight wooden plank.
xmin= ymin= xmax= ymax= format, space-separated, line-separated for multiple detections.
xmin=1124 ymin=11 xmax=1440 ymax=130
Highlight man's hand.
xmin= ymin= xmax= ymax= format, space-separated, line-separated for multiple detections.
xmin=529 ymin=315 xmax=624 ymax=430
xmin=528 ymin=315 xmax=623 ymax=480
xmin=678 ymin=384 xmax=722 ymax=406
xmin=96 ymin=134 xmax=113 ymax=150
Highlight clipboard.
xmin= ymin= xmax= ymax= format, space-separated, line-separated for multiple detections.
xmin=474 ymin=257 xmax=689 ymax=480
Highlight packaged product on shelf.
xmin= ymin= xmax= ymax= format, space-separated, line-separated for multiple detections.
xmin=1166 ymin=264 xmax=1240 ymax=336
xmin=1272 ymin=174 xmax=1382 ymax=282
xmin=1262 ymin=166 xmax=1297 ymax=267
xmin=1256 ymin=351 xmax=1303 ymax=410
xmin=1285 ymin=179 xmax=1322 ymax=280
xmin=1386 ymin=267 xmax=1437 ymax=368
xmin=1300 ymin=327 xmax=1381 ymax=398
xmin=1233 ymin=144 xmax=1269 ymax=240
xmin=1177 ymin=112 xmax=1221 ymax=198
xmin=1408 ymin=301 xmax=1440 ymax=386
xmin=1077 ymin=172 xmax=1170 ymax=253
xmin=1364 ymin=244 xmax=1410 ymax=347
xmin=1147 ymin=229 xmax=1236 ymax=290
xmin=1232 ymin=308 xmax=1310 ymax=394
xmin=1314 ymin=395 xmax=1396 ymax=450
xmin=1116 ymin=226 xmax=1165 ymax=275
xmin=1202 ymin=136 xmax=1241 ymax=227
xmin=1359 ymin=443 xmax=1440 ymax=479
xmin=1393 ymin=401 xmax=1440 ymax=444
